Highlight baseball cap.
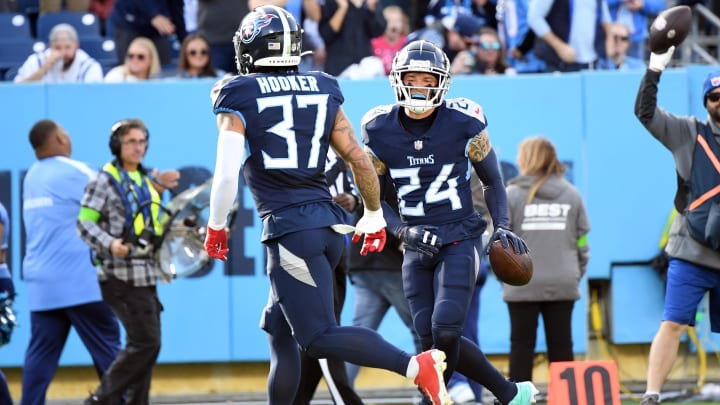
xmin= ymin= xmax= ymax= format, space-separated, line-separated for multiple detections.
xmin=443 ymin=14 xmax=484 ymax=38
xmin=702 ymin=70 xmax=720 ymax=103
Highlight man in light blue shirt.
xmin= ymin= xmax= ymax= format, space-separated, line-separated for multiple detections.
xmin=21 ymin=119 xmax=120 ymax=405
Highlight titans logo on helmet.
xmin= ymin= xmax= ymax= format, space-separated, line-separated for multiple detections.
xmin=241 ymin=14 xmax=277 ymax=44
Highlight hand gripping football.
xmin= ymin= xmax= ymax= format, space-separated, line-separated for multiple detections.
xmin=488 ymin=239 xmax=533 ymax=286
xmin=648 ymin=5 xmax=692 ymax=54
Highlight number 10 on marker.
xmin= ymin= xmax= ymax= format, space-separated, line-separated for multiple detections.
xmin=548 ymin=360 xmax=621 ymax=405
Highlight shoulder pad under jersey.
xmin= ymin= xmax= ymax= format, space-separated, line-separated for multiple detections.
xmin=445 ymin=97 xmax=487 ymax=125
xmin=210 ymin=75 xmax=237 ymax=106
xmin=361 ymin=104 xmax=394 ymax=127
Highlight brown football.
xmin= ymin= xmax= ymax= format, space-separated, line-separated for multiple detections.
xmin=648 ymin=5 xmax=692 ymax=54
xmin=488 ymin=239 xmax=533 ymax=286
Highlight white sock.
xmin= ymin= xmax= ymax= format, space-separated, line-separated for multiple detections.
xmin=644 ymin=391 xmax=660 ymax=397
xmin=406 ymin=355 xmax=419 ymax=379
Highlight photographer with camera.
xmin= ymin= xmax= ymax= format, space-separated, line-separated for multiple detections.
xmin=77 ymin=118 xmax=179 ymax=405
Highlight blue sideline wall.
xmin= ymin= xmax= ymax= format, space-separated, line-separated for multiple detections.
xmin=0 ymin=65 xmax=715 ymax=368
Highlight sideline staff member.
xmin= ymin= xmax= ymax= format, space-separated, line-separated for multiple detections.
xmin=77 ymin=118 xmax=179 ymax=405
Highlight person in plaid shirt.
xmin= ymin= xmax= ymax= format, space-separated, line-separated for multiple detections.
xmin=77 ymin=118 xmax=179 ymax=405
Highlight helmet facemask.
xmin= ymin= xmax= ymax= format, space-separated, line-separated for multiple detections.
xmin=390 ymin=71 xmax=449 ymax=114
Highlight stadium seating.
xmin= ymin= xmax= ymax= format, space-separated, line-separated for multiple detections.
xmin=0 ymin=12 xmax=32 ymax=40
xmin=36 ymin=11 xmax=101 ymax=41
xmin=81 ymin=36 xmax=117 ymax=70
xmin=0 ymin=37 xmax=42 ymax=80
xmin=0 ymin=38 xmax=37 ymax=68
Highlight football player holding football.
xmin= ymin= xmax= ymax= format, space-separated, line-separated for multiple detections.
xmin=361 ymin=39 xmax=537 ymax=405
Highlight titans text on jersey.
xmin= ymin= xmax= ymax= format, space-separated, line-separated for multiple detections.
xmin=362 ymin=97 xmax=489 ymax=230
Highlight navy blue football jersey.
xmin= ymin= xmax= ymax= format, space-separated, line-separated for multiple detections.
xmin=362 ymin=98 xmax=487 ymax=229
xmin=214 ymin=71 xmax=344 ymax=217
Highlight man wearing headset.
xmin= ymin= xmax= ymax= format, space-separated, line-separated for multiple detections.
xmin=77 ymin=118 xmax=179 ymax=405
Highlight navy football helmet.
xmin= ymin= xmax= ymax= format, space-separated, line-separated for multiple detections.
xmin=390 ymin=40 xmax=451 ymax=114
xmin=233 ymin=5 xmax=302 ymax=75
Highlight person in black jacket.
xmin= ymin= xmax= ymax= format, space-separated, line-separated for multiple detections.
xmin=109 ymin=0 xmax=186 ymax=66
xmin=197 ymin=0 xmax=249 ymax=74
xmin=318 ymin=0 xmax=386 ymax=76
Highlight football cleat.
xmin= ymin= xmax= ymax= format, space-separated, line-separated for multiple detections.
xmin=414 ymin=349 xmax=452 ymax=405
xmin=508 ymin=381 xmax=539 ymax=405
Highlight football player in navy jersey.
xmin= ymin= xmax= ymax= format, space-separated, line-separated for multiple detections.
xmin=203 ymin=6 xmax=452 ymax=405
xmin=361 ymin=39 xmax=539 ymax=405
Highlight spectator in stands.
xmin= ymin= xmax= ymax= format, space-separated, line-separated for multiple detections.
xmin=248 ymin=0 xmax=321 ymax=24
xmin=183 ymin=0 xmax=197 ymax=34
xmin=444 ymin=14 xmax=482 ymax=64
xmin=408 ymin=0 xmax=430 ymax=31
xmin=371 ymin=5 xmax=409 ymax=75
xmin=425 ymin=0 xmax=497 ymax=31
xmin=450 ymin=26 xmax=515 ymax=75
xmin=318 ymin=0 xmax=386 ymax=77
xmin=196 ymin=0 xmax=249 ymax=74
xmin=528 ymin=0 xmax=613 ymax=72
xmin=597 ymin=22 xmax=645 ymax=70
xmin=14 ymin=23 xmax=104 ymax=83
xmin=104 ymin=36 xmax=161 ymax=82
xmin=407 ymin=14 xmax=477 ymax=67
xmin=40 ymin=0 xmax=88 ymax=13
xmin=176 ymin=33 xmax=223 ymax=78
xmin=497 ymin=0 xmax=546 ymax=73
xmin=108 ymin=0 xmax=186 ymax=66
xmin=606 ymin=0 xmax=663 ymax=60
xmin=89 ymin=0 xmax=116 ymax=33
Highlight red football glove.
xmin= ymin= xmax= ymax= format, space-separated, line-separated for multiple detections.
xmin=204 ymin=226 xmax=229 ymax=261
xmin=352 ymin=228 xmax=387 ymax=256
xmin=351 ymin=208 xmax=387 ymax=256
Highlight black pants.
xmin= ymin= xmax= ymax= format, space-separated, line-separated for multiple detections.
xmin=293 ymin=251 xmax=363 ymax=405
xmin=94 ymin=276 xmax=163 ymax=405
xmin=507 ymin=300 xmax=575 ymax=382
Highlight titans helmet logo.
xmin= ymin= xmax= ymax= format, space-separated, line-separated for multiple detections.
xmin=240 ymin=14 xmax=277 ymax=44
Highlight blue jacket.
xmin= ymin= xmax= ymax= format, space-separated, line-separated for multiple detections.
xmin=606 ymin=0 xmax=664 ymax=43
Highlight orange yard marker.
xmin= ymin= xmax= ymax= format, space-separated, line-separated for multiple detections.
xmin=548 ymin=360 xmax=621 ymax=405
